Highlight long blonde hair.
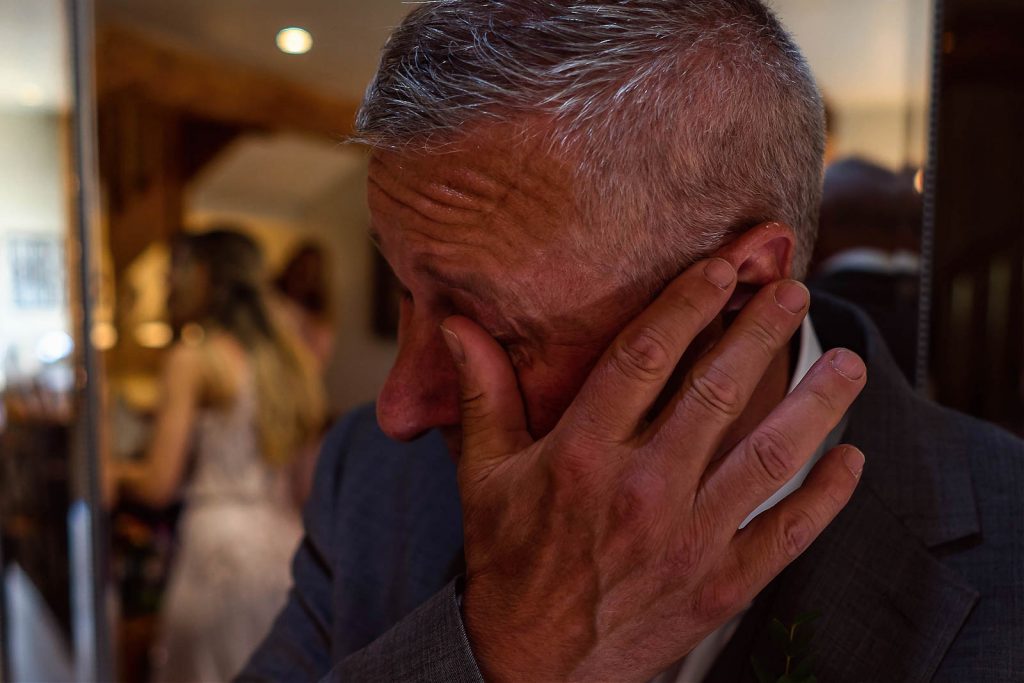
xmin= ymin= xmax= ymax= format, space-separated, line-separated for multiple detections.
xmin=174 ymin=229 xmax=325 ymax=466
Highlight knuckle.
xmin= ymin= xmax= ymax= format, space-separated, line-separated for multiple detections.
xmin=665 ymin=290 xmax=708 ymax=322
xmin=746 ymin=426 xmax=799 ymax=485
xmin=819 ymin=462 xmax=856 ymax=508
xmin=662 ymin=538 xmax=704 ymax=579
xmin=739 ymin=318 xmax=780 ymax=358
xmin=610 ymin=325 xmax=675 ymax=382
xmin=779 ymin=509 xmax=817 ymax=559
xmin=562 ymin=408 xmax=621 ymax=448
xmin=806 ymin=383 xmax=838 ymax=414
xmin=687 ymin=364 xmax=744 ymax=419
xmin=661 ymin=503 xmax=715 ymax=583
xmin=611 ymin=468 xmax=664 ymax=531
xmin=458 ymin=389 xmax=490 ymax=422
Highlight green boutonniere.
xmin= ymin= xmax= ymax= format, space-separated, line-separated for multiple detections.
xmin=751 ymin=611 xmax=821 ymax=683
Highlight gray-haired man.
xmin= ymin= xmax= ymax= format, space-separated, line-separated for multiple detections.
xmin=241 ymin=1 xmax=1024 ymax=681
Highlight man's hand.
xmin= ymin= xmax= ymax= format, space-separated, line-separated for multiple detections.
xmin=441 ymin=258 xmax=866 ymax=683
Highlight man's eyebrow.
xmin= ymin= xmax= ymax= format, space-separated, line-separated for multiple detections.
xmin=417 ymin=262 xmax=546 ymax=341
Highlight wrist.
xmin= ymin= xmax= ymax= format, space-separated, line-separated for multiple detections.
xmin=461 ymin=575 xmax=588 ymax=683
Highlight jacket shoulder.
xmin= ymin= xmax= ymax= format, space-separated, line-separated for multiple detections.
xmin=305 ymin=404 xmax=465 ymax=656
xmin=303 ymin=404 xmax=381 ymax=535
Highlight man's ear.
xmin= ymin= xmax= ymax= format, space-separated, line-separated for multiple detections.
xmin=713 ymin=222 xmax=795 ymax=312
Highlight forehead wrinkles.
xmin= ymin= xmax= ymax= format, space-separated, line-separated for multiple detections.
xmin=368 ymin=155 xmax=535 ymax=302
xmin=369 ymin=127 xmax=577 ymax=246
xmin=368 ymin=151 xmax=507 ymax=229
xmin=369 ymin=128 xmax=588 ymax=309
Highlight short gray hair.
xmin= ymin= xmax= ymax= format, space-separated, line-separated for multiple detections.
xmin=355 ymin=0 xmax=825 ymax=283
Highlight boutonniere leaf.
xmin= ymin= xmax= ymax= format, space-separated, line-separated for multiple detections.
xmin=751 ymin=611 xmax=821 ymax=683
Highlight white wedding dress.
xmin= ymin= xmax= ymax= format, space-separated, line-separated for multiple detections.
xmin=150 ymin=375 xmax=303 ymax=683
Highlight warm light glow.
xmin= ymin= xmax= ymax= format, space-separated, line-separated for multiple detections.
xmin=914 ymin=167 xmax=925 ymax=194
xmin=91 ymin=322 xmax=119 ymax=351
xmin=276 ymin=27 xmax=313 ymax=55
xmin=17 ymin=83 xmax=44 ymax=107
xmin=135 ymin=321 xmax=173 ymax=349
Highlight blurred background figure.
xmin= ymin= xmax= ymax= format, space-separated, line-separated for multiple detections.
xmin=108 ymin=228 xmax=325 ymax=682
xmin=808 ymin=157 xmax=923 ymax=381
xmin=273 ymin=241 xmax=336 ymax=372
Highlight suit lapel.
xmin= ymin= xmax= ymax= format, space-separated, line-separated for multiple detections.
xmin=707 ymin=486 xmax=978 ymax=683
xmin=707 ymin=294 xmax=982 ymax=682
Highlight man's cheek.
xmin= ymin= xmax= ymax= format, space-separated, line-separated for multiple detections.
xmin=518 ymin=360 xmax=597 ymax=440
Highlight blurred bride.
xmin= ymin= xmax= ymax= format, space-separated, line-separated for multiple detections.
xmin=111 ymin=228 xmax=325 ymax=682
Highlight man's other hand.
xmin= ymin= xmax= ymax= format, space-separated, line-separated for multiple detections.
xmin=441 ymin=257 xmax=867 ymax=683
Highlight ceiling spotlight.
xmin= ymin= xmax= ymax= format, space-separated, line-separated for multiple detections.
xmin=276 ymin=27 xmax=313 ymax=55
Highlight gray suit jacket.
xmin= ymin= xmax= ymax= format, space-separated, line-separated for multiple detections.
xmin=239 ymin=294 xmax=1024 ymax=682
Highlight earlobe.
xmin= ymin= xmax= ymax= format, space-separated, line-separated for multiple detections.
xmin=713 ymin=222 xmax=796 ymax=311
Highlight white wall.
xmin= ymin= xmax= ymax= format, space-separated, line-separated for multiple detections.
xmin=0 ymin=110 xmax=71 ymax=389
xmin=300 ymin=153 xmax=397 ymax=417
xmin=772 ymin=0 xmax=933 ymax=169
xmin=834 ymin=102 xmax=928 ymax=170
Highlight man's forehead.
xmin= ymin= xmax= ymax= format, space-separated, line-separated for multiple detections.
xmin=371 ymin=149 xmax=512 ymax=206
xmin=365 ymin=124 xmax=640 ymax=344
xmin=366 ymin=155 xmax=546 ymax=278
xmin=366 ymin=125 xmax=581 ymax=271
xmin=371 ymin=120 xmax=578 ymax=209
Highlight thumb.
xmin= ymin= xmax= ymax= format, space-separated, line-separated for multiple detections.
xmin=440 ymin=315 xmax=533 ymax=474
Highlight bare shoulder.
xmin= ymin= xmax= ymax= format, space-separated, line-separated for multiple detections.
xmin=203 ymin=330 xmax=249 ymax=366
xmin=196 ymin=331 xmax=251 ymax=405
xmin=160 ymin=334 xmax=246 ymax=397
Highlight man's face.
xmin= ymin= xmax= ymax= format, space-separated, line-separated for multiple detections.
xmin=370 ymin=126 xmax=649 ymax=456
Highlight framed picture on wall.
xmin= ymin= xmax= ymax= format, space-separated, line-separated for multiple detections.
xmin=8 ymin=235 xmax=65 ymax=309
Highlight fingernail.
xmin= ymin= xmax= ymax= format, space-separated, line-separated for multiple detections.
xmin=842 ymin=447 xmax=864 ymax=478
xmin=441 ymin=325 xmax=465 ymax=365
xmin=703 ymin=258 xmax=735 ymax=289
xmin=774 ymin=281 xmax=808 ymax=314
xmin=830 ymin=349 xmax=865 ymax=380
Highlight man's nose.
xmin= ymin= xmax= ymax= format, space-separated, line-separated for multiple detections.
xmin=376 ymin=319 xmax=461 ymax=442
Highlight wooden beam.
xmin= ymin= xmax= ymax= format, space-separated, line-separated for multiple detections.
xmin=98 ymin=94 xmax=183 ymax=274
xmin=95 ymin=24 xmax=360 ymax=138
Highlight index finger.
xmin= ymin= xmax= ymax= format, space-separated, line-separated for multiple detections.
xmin=561 ymin=258 xmax=737 ymax=446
